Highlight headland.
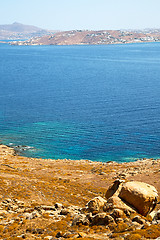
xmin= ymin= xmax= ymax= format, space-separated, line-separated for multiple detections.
xmin=10 ymin=29 xmax=160 ymax=46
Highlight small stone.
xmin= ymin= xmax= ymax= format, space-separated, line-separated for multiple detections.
xmin=153 ymin=210 xmax=160 ymax=220
xmin=44 ymin=237 xmax=54 ymax=240
xmin=77 ymin=232 xmax=87 ymax=238
xmin=63 ymin=232 xmax=75 ymax=238
xmin=17 ymin=234 xmax=25 ymax=238
xmin=131 ymin=222 xmax=142 ymax=229
xmin=56 ymin=231 xmax=63 ymax=238
xmin=111 ymin=209 xmax=124 ymax=219
xmin=36 ymin=228 xmax=44 ymax=234
xmin=108 ymin=222 xmax=117 ymax=231
xmin=115 ymin=218 xmax=124 ymax=224
xmin=99 ymin=172 xmax=107 ymax=175
xmin=11 ymin=205 xmax=18 ymax=211
xmin=132 ymin=216 xmax=145 ymax=225
xmin=141 ymin=222 xmax=151 ymax=228
xmin=87 ymin=196 xmax=107 ymax=213
xmin=124 ymin=209 xmax=131 ymax=217
xmin=55 ymin=203 xmax=63 ymax=209
xmin=72 ymin=214 xmax=89 ymax=226
xmin=0 ymin=210 xmax=8 ymax=216
xmin=17 ymin=208 xmax=24 ymax=213
xmin=45 ymin=210 xmax=57 ymax=216
xmin=91 ymin=213 xmax=115 ymax=225
xmin=15 ymin=200 xmax=25 ymax=207
xmin=149 ymin=210 xmax=157 ymax=220
xmin=152 ymin=219 xmax=160 ymax=225
xmin=60 ymin=209 xmax=70 ymax=215
xmin=41 ymin=205 xmax=56 ymax=211
xmin=23 ymin=212 xmax=37 ymax=220
xmin=24 ymin=208 xmax=34 ymax=213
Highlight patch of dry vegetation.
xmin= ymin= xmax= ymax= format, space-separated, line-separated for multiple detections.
xmin=0 ymin=144 xmax=160 ymax=239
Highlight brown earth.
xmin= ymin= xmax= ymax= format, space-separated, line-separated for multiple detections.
xmin=0 ymin=144 xmax=160 ymax=239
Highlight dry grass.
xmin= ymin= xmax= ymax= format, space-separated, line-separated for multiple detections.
xmin=0 ymin=144 xmax=160 ymax=239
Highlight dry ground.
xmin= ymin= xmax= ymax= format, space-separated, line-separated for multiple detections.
xmin=0 ymin=144 xmax=160 ymax=239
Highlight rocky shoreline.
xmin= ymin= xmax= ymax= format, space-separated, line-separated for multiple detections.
xmin=0 ymin=144 xmax=160 ymax=239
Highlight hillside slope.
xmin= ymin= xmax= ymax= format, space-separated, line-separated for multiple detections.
xmin=0 ymin=22 xmax=51 ymax=40
xmin=0 ymin=144 xmax=159 ymax=239
xmin=12 ymin=29 xmax=160 ymax=45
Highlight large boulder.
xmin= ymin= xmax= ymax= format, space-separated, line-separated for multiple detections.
xmin=118 ymin=181 xmax=158 ymax=216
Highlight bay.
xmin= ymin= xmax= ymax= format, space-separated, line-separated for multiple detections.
xmin=0 ymin=42 xmax=160 ymax=162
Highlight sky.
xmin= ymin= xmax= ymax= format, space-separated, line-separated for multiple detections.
xmin=1 ymin=0 xmax=160 ymax=30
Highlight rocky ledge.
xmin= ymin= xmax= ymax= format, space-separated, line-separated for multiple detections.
xmin=0 ymin=144 xmax=160 ymax=239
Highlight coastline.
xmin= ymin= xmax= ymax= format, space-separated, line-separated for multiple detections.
xmin=1 ymin=141 xmax=158 ymax=164
xmin=1 ymin=39 xmax=160 ymax=47
xmin=1 ymin=141 xmax=160 ymax=167
xmin=1 ymin=143 xmax=160 ymax=202
xmin=0 ymin=143 xmax=160 ymax=239
xmin=9 ymin=39 xmax=160 ymax=46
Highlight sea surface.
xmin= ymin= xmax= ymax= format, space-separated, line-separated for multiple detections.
xmin=0 ymin=42 xmax=160 ymax=162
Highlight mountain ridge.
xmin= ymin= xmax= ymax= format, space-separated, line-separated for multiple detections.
xmin=0 ymin=22 xmax=53 ymax=40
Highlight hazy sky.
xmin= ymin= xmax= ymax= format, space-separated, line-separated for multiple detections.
xmin=1 ymin=0 xmax=160 ymax=30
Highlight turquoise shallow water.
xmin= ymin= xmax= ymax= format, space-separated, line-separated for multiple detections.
xmin=0 ymin=43 xmax=160 ymax=162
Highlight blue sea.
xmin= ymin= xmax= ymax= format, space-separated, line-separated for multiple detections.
xmin=0 ymin=42 xmax=160 ymax=162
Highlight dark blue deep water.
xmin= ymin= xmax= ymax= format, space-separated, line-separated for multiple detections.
xmin=0 ymin=43 xmax=160 ymax=162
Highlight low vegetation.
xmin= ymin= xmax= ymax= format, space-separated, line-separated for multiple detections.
xmin=0 ymin=144 xmax=159 ymax=239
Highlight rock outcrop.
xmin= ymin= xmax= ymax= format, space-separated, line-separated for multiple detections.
xmin=71 ymin=180 xmax=159 ymax=233
xmin=72 ymin=181 xmax=159 ymax=230
xmin=105 ymin=180 xmax=158 ymax=217
xmin=0 ymin=180 xmax=159 ymax=239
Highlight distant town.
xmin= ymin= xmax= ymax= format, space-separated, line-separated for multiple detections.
xmin=0 ymin=23 xmax=160 ymax=45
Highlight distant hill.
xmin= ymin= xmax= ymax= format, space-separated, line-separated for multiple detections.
xmin=11 ymin=28 xmax=160 ymax=46
xmin=0 ymin=22 xmax=52 ymax=40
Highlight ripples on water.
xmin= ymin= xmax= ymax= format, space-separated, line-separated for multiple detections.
xmin=0 ymin=43 xmax=160 ymax=162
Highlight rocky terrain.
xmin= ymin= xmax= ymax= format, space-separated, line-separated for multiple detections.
xmin=11 ymin=29 xmax=160 ymax=46
xmin=0 ymin=144 xmax=160 ymax=239
xmin=0 ymin=22 xmax=52 ymax=40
